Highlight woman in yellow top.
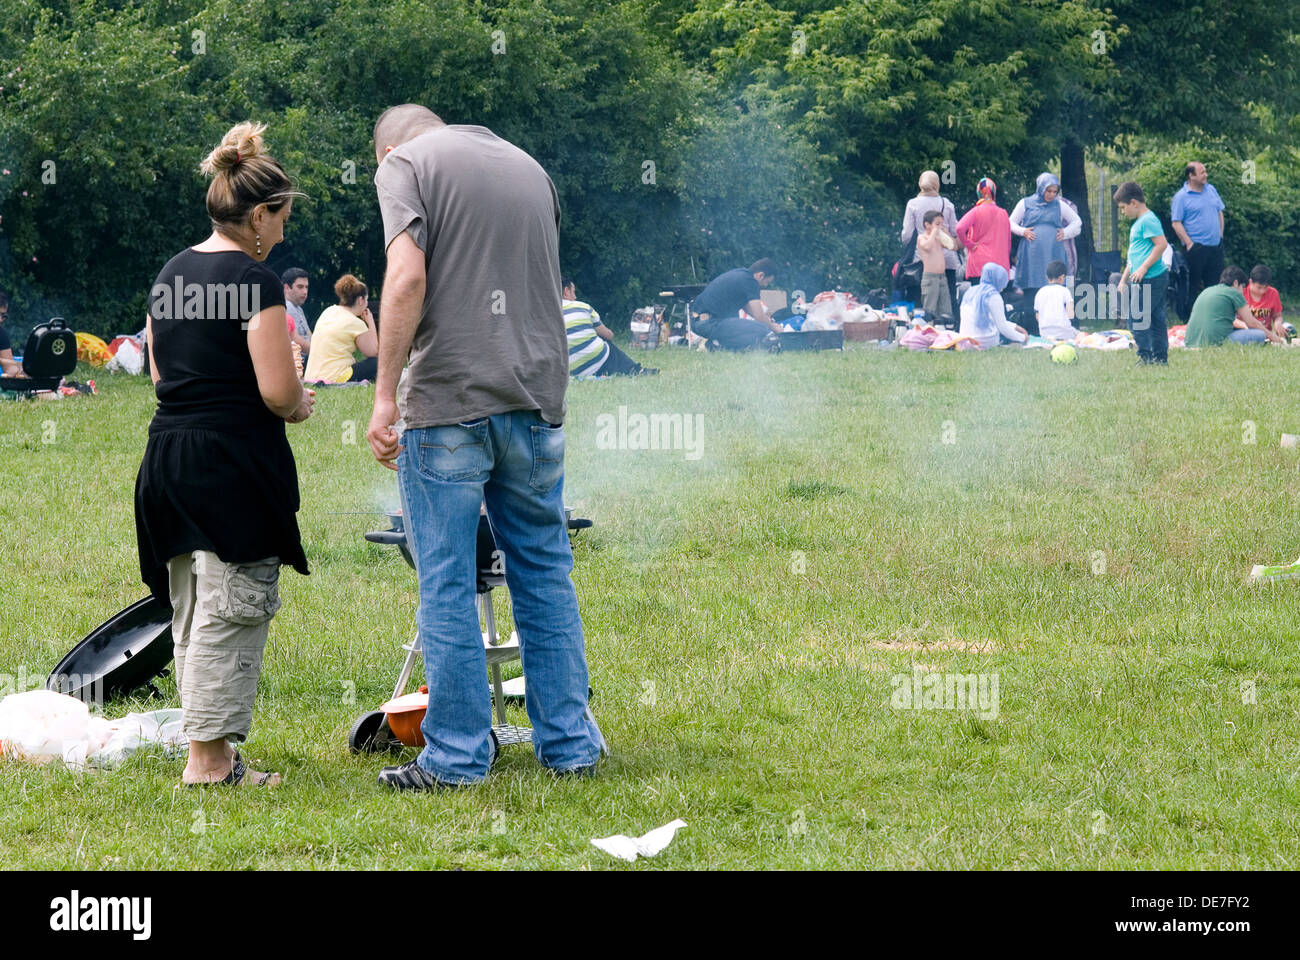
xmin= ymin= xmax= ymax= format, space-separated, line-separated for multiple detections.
xmin=303 ymin=274 xmax=378 ymax=382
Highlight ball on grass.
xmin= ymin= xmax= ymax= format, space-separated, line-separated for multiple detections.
xmin=1050 ymin=342 xmax=1078 ymax=365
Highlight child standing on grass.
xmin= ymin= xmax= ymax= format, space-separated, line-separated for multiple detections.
xmin=1034 ymin=259 xmax=1079 ymax=340
xmin=1114 ymin=181 xmax=1169 ymax=364
xmin=916 ymin=209 xmax=956 ymax=321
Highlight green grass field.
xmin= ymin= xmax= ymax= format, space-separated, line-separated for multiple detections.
xmin=2 ymin=342 xmax=1299 ymax=870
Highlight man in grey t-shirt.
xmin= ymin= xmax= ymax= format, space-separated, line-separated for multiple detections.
xmin=366 ymin=104 xmax=605 ymax=791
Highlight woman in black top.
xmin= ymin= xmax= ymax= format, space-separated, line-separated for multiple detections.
xmin=136 ymin=121 xmax=314 ymax=787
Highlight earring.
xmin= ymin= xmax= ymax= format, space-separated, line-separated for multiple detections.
xmin=256 ymin=234 xmax=262 ymax=256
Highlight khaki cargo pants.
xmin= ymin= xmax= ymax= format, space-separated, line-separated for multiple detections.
xmin=166 ymin=550 xmax=281 ymax=743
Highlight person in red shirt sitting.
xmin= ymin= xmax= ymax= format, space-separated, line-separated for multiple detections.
xmin=1241 ymin=264 xmax=1285 ymax=339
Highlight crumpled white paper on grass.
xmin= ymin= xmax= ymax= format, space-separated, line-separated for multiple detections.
xmin=0 ymin=690 xmax=186 ymax=770
xmin=591 ymin=819 xmax=687 ymax=862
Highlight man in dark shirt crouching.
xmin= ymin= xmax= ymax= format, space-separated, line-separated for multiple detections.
xmin=691 ymin=258 xmax=783 ymax=350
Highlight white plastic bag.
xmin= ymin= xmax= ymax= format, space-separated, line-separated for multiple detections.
xmin=0 ymin=691 xmax=186 ymax=769
xmin=106 ymin=338 xmax=144 ymax=375
xmin=804 ymin=293 xmax=848 ymax=330
xmin=0 ymin=690 xmax=98 ymax=764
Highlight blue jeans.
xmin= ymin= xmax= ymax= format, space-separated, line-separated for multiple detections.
xmin=397 ymin=410 xmax=604 ymax=782
xmin=1128 ymin=270 xmax=1169 ymax=363
xmin=1228 ymin=328 xmax=1267 ymax=345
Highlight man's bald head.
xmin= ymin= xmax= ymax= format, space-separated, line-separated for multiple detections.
xmin=374 ymin=105 xmax=445 ymax=164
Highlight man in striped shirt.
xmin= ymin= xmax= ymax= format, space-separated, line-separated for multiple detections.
xmin=563 ymin=278 xmax=656 ymax=378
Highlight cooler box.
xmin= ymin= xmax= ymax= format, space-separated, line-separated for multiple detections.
xmin=772 ymin=330 xmax=843 ymax=352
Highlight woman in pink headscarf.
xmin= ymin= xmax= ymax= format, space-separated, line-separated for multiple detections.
xmin=954 ymin=177 xmax=1012 ymax=282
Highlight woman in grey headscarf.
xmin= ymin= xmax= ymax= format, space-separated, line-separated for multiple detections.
xmin=1009 ymin=172 xmax=1081 ymax=329
xmin=900 ymin=170 xmax=961 ymax=316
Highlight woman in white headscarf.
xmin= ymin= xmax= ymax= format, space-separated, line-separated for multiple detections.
xmin=900 ymin=170 xmax=961 ymax=317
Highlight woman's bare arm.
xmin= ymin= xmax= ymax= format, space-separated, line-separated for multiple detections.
xmin=248 ymin=305 xmax=307 ymax=418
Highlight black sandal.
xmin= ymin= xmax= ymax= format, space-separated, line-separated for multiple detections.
xmin=186 ymin=752 xmax=277 ymax=787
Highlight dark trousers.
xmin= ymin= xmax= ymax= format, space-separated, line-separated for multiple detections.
xmin=597 ymin=341 xmax=644 ymax=376
xmin=350 ymin=356 xmax=378 ymax=381
xmin=946 ymin=269 xmax=958 ymax=321
xmin=1129 ymin=271 xmax=1169 ymax=363
xmin=1184 ymin=241 xmax=1224 ymax=302
xmin=1018 ymin=287 xmax=1041 ymax=337
xmin=694 ymin=314 xmax=771 ymax=351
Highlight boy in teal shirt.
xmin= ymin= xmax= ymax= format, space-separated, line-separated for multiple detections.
xmin=1114 ymin=181 xmax=1169 ymax=364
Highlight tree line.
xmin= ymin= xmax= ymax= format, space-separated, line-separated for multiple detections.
xmin=0 ymin=0 xmax=1295 ymax=340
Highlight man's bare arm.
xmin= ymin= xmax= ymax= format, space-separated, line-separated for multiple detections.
xmin=376 ymin=231 xmax=426 ymax=402
xmin=745 ymin=298 xmax=780 ymax=332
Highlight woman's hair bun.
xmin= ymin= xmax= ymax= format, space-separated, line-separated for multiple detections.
xmin=334 ymin=273 xmax=368 ymax=305
xmin=200 ymin=121 xmax=269 ymax=177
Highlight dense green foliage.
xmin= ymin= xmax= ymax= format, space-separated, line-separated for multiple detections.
xmin=0 ymin=0 xmax=1294 ymax=340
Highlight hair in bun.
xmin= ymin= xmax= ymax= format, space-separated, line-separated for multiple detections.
xmin=199 ymin=121 xmax=300 ymax=230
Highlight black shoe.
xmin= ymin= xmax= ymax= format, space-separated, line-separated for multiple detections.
xmin=635 ymin=366 xmax=660 ymax=376
xmin=377 ymin=759 xmax=464 ymax=791
xmin=378 ymin=732 xmax=498 ymax=791
xmin=548 ymin=760 xmax=598 ymax=779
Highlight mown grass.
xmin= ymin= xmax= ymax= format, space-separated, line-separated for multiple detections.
xmin=2 ymin=341 xmax=1299 ymax=870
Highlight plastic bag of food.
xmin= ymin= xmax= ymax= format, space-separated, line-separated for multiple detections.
xmin=0 ymin=690 xmax=185 ymax=769
xmin=0 ymin=690 xmax=105 ymax=763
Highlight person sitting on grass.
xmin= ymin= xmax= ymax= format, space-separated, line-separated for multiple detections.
xmin=959 ymin=262 xmax=1028 ymax=350
xmin=1034 ymin=259 xmax=1080 ymax=341
xmin=0 ymin=292 xmax=22 ymax=376
xmin=281 ymin=267 xmax=312 ymax=359
xmin=303 ymin=273 xmax=379 ymax=383
xmin=563 ymin=278 xmax=656 ymax=378
xmin=1185 ymin=265 xmax=1286 ymax=347
xmin=1242 ymin=264 xmax=1285 ymax=340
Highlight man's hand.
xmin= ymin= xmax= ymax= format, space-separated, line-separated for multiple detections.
xmin=1131 ymin=265 xmax=1147 ymax=282
xmin=368 ymin=395 xmax=402 ymax=470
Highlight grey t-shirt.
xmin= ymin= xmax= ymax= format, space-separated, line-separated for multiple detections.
xmin=286 ymin=300 xmax=310 ymax=338
xmin=374 ymin=125 xmax=568 ymax=428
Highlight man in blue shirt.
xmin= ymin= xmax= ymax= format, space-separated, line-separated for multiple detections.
xmin=690 ymin=258 xmax=783 ymax=350
xmin=1170 ymin=161 xmax=1226 ymax=303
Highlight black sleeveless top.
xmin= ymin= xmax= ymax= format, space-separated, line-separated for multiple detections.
xmin=134 ymin=248 xmax=308 ymax=602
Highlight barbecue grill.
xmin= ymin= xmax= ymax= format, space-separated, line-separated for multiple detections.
xmin=1 ymin=318 xmax=77 ymax=396
xmin=348 ymin=505 xmax=594 ymax=754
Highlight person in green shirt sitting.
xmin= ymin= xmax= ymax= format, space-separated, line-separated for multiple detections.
xmin=1184 ymin=265 xmax=1286 ymax=347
